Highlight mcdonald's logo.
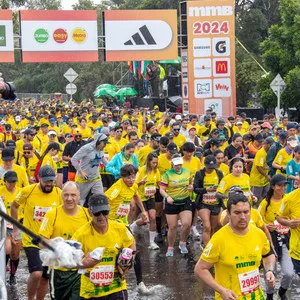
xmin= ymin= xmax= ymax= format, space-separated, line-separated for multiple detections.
xmin=216 ymin=61 xmax=228 ymax=74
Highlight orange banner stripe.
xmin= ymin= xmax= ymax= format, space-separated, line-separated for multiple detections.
xmin=0 ymin=51 xmax=14 ymax=63
xmin=22 ymin=51 xmax=98 ymax=63
xmin=0 ymin=10 xmax=12 ymax=20
xmin=20 ymin=10 xmax=97 ymax=21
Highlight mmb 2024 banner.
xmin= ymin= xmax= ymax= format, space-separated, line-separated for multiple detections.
xmin=20 ymin=10 xmax=98 ymax=63
xmin=0 ymin=10 xmax=14 ymax=62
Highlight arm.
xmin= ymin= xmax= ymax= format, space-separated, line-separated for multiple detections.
xmin=11 ymin=201 xmax=20 ymax=240
xmin=105 ymin=155 xmax=119 ymax=178
xmin=262 ymin=253 xmax=276 ymax=289
xmin=193 ymin=171 xmax=207 ymax=195
xmin=159 ymin=185 xmax=174 ymax=204
xmin=272 ymin=161 xmax=285 ymax=171
xmin=194 ymin=259 xmax=238 ymax=300
xmin=133 ymin=194 xmax=148 ymax=223
xmin=257 ymin=166 xmax=271 ymax=182
xmin=276 ymin=216 xmax=300 ymax=229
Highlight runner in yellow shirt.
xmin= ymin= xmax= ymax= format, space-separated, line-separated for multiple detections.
xmin=195 ymin=190 xmax=276 ymax=300
xmin=72 ymin=194 xmax=135 ymax=299
xmin=214 ymin=149 xmax=229 ymax=176
xmin=10 ymin=166 xmax=62 ymax=300
xmin=39 ymin=182 xmax=91 ymax=300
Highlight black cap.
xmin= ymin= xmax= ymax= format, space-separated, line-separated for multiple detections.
xmin=167 ymin=142 xmax=178 ymax=154
xmin=264 ymin=137 xmax=275 ymax=145
xmin=278 ymin=131 xmax=288 ymax=140
xmin=204 ymin=155 xmax=217 ymax=169
xmin=23 ymin=143 xmax=33 ymax=150
xmin=216 ymin=119 xmax=225 ymax=126
xmin=287 ymin=123 xmax=296 ymax=130
xmin=254 ymin=133 xmax=264 ymax=142
xmin=204 ymin=115 xmax=211 ymax=121
xmin=89 ymin=194 xmax=110 ymax=213
xmin=151 ymin=133 xmax=161 ymax=141
xmin=5 ymin=140 xmax=16 ymax=148
xmin=40 ymin=123 xmax=49 ymax=127
xmin=165 ymin=132 xmax=174 ymax=139
xmin=24 ymin=128 xmax=35 ymax=135
xmin=38 ymin=165 xmax=56 ymax=181
xmin=4 ymin=170 xmax=18 ymax=182
xmin=2 ymin=147 xmax=15 ymax=161
xmin=5 ymin=124 xmax=11 ymax=131
xmin=271 ymin=174 xmax=288 ymax=186
xmin=210 ymin=138 xmax=221 ymax=146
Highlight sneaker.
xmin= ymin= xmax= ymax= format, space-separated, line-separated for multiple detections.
xmin=155 ymin=233 xmax=164 ymax=243
xmin=166 ymin=247 xmax=174 ymax=257
xmin=137 ymin=281 xmax=151 ymax=295
xmin=8 ymin=275 xmax=17 ymax=285
xmin=148 ymin=242 xmax=159 ymax=250
xmin=192 ymin=227 xmax=200 ymax=239
xmin=179 ymin=243 xmax=188 ymax=254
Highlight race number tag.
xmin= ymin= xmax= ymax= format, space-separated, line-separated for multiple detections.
xmin=274 ymin=220 xmax=289 ymax=235
xmin=90 ymin=265 xmax=114 ymax=287
xmin=144 ymin=186 xmax=156 ymax=197
xmin=203 ymin=192 xmax=217 ymax=205
xmin=238 ymin=268 xmax=260 ymax=295
xmin=116 ymin=204 xmax=130 ymax=218
xmin=33 ymin=206 xmax=51 ymax=222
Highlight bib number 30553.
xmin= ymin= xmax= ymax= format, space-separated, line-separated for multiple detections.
xmin=90 ymin=265 xmax=114 ymax=287
xmin=238 ymin=268 xmax=260 ymax=295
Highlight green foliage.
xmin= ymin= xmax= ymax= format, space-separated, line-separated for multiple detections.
xmin=26 ymin=0 xmax=62 ymax=9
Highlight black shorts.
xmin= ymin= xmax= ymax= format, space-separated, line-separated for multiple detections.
xmin=102 ymin=174 xmax=115 ymax=189
xmin=292 ymin=258 xmax=300 ymax=276
xmin=155 ymin=189 xmax=163 ymax=203
xmin=196 ymin=202 xmax=221 ymax=216
xmin=164 ymin=198 xmax=192 ymax=215
xmin=24 ymin=247 xmax=49 ymax=277
xmin=81 ymin=289 xmax=128 ymax=300
xmin=142 ymin=198 xmax=156 ymax=211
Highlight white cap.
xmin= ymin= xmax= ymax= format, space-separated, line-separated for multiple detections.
xmin=288 ymin=139 xmax=298 ymax=147
xmin=175 ymin=115 xmax=182 ymax=120
xmin=172 ymin=156 xmax=183 ymax=165
xmin=15 ymin=116 xmax=21 ymax=122
xmin=236 ymin=121 xmax=242 ymax=125
xmin=48 ymin=130 xmax=57 ymax=136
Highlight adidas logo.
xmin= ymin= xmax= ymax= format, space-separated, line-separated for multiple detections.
xmin=124 ymin=25 xmax=156 ymax=46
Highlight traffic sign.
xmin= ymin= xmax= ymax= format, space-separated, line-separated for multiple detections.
xmin=64 ymin=68 xmax=78 ymax=83
xmin=270 ymin=73 xmax=286 ymax=95
xmin=66 ymin=83 xmax=77 ymax=95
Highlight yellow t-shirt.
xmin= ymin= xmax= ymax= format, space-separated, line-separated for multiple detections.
xmin=41 ymin=153 xmax=57 ymax=173
xmin=136 ymin=165 xmax=161 ymax=201
xmin=159 ymin=125 xmax=170 ymax=136
xmin=137 ymin=144 xmax=154 ymax=167
xmin=258 ymin=198 xmax=283 ymax=224
xmin=20 ymin=155 xmax=40 ymax=178
xmin=105 ymin=179 xmax=138 ymax=224
xmin=0 ymin=186 xmax=22 ymax=221
xmin=279 ymin=188 xmax=300 ymax=260
xmin=158 ymin=153 xmax=172 ymax=176
xmin=202 ymin=170 xmax=220 ymax=205
xmin=0 ymin=164 xmax=29 ymax=188
xmin=274 ymin=148 xmax=293 ymax=175
xmin=218 ymin=163 xmax=229 ymax=177
xmin=160 ymin=167 xmax=191 ymax=201
xmin=173 ymin=134 xmax=186 ymax=149
xmin=217 ymin=173 xmax=251 ymax=207
xmin=15 ymin=184 xmax=62 ymax=248
xmin=72 ymin=220 xmax=134 ymax=298
xmin=201 ymin=224 xmax=270 ymax=300
xmin=183 ymin=156 xmax=201 ymax=178
xmin=80 ymin=127 xmax=93 ymax=140
xmin=250 ymin=147 xmax=269 ymax=187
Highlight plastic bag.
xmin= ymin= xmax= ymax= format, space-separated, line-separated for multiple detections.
xmin=40 ymin=237 xmax=84 ymax=269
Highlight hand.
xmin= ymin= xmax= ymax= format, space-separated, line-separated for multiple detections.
xmin=166 ymin=196 xmax=174 ymax=204
xmin=187 ymin=184 xmax=193 ymax=192
xmin=80 ymin=170 xmax=88 ymax=180
xmin=219 ymin=288 xmax=238 ymax=300
xmin=265 ymin=270 xmax=276 ymax=288
xmin=290 ymin=219 xmax=300 ymax=229
xmin=12 ymin=229 xmax=19 ymax=242
xmin=81 ymin=252 xmax=101 ymax=268
xmin=206 ymin=186 xmax=216 ymax=193
xmin=266 ymin=224 xmax=276 ymax=232
xmin=251 ymin=195 xmax=258 ymax=203
xmin=141 ymin=211 xmax=149 ymax=223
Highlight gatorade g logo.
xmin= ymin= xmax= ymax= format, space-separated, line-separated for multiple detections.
xmin=34 ymin=28 xmax=49 ymax=43
xmin=216 ymin=41 xmax=226 ymax=54
xmin=0 ymin=25 xmax=6 ymax=47
xmin=53 ymin=28 xmax=68 ymax=43
xmin=72 ymin=28 xmax=87 ymax=44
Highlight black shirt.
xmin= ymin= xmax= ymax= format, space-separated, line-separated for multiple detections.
xmin=62 ymin=140 xmax=86 ymax=172
xmin=224 ymin=144 xmax=244 ymax=160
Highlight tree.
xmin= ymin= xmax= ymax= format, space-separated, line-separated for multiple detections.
xmin=256 ymin=0 xmax=300 ymax=110
xmin=26 ymin=0 xmax=62 ymax=9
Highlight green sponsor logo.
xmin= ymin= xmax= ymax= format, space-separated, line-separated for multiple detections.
xmin=0 ymin=25 xmax=6 ymax=47
xmin=34 ymin=28 xmax=48 ymax=43
xmin=236 ymin=261 xmax=256 ymax=269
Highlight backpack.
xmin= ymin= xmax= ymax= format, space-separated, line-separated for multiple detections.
xmin=34 ymin=157 xmax=44 ymax=182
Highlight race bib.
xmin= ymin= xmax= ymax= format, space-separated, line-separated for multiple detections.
xmin=274 ymin=220 xmax=289 ymax=235
xmin=238 ymin=268 xmax=260 ymax=295
xmin=6 ymin=223 xmax=13 ymax=230
xmin=144 ymin=186 xmax=156 ymax=197
xmin=33 ymin=206 xmax=51 ymax=222
xmin=90 ymin=265 xmax=114 ymax=287
xmin=116 ymin=204 xmax=130 ymax=218
xmin=203 ymin=192 xmax=217 ymax=205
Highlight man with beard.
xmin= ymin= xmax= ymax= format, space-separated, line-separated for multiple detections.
xmin=11 ymin=165 xmax=62 ymax=300
xmin=137 ymin=133 xmax=161 ymax=166
xmin=62 ymin=128 xmax=86 ymax=181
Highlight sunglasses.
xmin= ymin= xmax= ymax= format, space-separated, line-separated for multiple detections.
xmin=74 ymin=135 xmax=81 ymax=138
xmin=93 ymin=210 xmax=109 ymax=217
xmin=116 ymin=130 xmax=123 ymax=133
xmin=173 ymin=128 xmax=180 ymax=131
xmin=24 ymin=151 xmax=31 ymax=154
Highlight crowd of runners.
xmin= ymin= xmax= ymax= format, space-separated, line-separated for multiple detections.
xmin=0 ymin=96 xmax=300 ymax=300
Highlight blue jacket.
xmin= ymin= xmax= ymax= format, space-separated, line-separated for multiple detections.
xmin=106 ymin=152 xmax=139 ymax=179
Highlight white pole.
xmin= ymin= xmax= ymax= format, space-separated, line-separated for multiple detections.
xmin=276 ymin=85 xmax=281 ymax=120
